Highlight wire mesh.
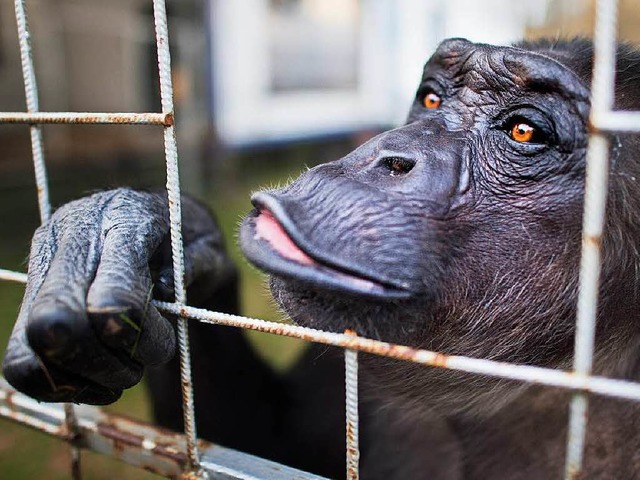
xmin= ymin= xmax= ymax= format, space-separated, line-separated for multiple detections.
xmin=0 ymin=0 xmax=638 ymax=479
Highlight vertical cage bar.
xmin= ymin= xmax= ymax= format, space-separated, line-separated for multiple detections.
xmin=14 ymin=2 xmax=80 ymax=478
xmin=345 ymin=331 xmax=360 ymax=480
xmin=152 ymin=0 xmax=202 ymax=475
xmin=13 ymin=0 xmax=50 ymax=224
xmin=64 ymin=403 xmax=82 ymax=480
xmin=564 ymin=0 xmax=618 ymax=478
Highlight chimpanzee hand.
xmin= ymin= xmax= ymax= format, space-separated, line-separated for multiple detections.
xmin=2 ymin=188 xmax=232 ymax=405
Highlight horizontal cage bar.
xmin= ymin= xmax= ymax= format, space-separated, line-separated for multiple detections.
xmin=591 ymin=111 xmax=640 ymax=132
xmin=0 ymin=112 xmax=173 ymax=126
xmin=152 ymin=301 xmax=640 ymax=402
xmin=3 ymin=268 xmax=640 ymax=403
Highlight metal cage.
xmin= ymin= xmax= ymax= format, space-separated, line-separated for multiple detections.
xmin=1 ymin=0 xmax=639 ymax=479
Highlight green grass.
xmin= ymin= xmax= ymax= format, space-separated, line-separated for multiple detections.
xmin=0 ymin=146 xmax=344 ymax=478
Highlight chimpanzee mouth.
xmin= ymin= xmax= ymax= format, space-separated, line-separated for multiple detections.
xmin=239 ymin=195 xmax=411 ymax=300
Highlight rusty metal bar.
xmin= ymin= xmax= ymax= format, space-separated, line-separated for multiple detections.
xmin=0 ymin=379 xmax=327 ymax=480
xmin=151 ymin=302 xmax=640 ymax=403
xmin=13 ymin=2 xmax=80 ymax=477
xmin=0 ymin=269 xmax=28 ymax=283
xmin=151 ymin=0 xmax=202 ymax=475
xmin=6 ymin=267 xmax=640 ymax=402
xmin=593 ymin=111 xmax=640 ymax=132
xmin=13 ymin=0 xmax=50 ymax=224
xmin=564 ymin=0 xmax=619 ymax=479
xmin=64 ymin=402 xmax=82 ymax=478
xmin=344 ymin=331 xmax=360 ymax=480
xmin=0 ymin=112 xmax=173 ymax=126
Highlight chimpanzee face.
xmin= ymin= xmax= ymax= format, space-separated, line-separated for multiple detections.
xmin=241 ymin=38 xmax=591 ymax=353
xmin=239 ymin=39 xmax=631 ymax=414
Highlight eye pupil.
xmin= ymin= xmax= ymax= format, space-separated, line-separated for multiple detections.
xmin=423 ymin=92 xmax=441 ymax=109
xmin=511 ymin=122 xmax=535 ymax=143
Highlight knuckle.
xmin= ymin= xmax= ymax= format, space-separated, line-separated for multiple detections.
xmin=88 ymin=306 xmax=143 ymax=349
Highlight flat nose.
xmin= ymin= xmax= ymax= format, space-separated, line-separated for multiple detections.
xmin=374 ymin=122 xmax=464 ymax=168
xmin=365 ymin=122 xmax=467 ymax=210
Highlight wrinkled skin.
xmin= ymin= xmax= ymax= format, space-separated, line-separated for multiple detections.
xmin=4 ymin=39 xmax=640 ymax=479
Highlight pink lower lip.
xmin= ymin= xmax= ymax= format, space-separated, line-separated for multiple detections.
xmin=253 ymin=209 xmax=379 ymax=293
xmin=254 ymin=210 xmax=316 ymax=266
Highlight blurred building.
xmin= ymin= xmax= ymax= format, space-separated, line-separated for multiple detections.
xmin=1 ymin=0 xmax=639 ymax=191
xmin=527 ymin=0 xmax=640 ymax=43
xmin=0 ymin=0 xmax=206 ymax=191
xmin=210 ymin=0 xmax=554 ymax=145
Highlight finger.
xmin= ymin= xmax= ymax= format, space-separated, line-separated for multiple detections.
xmin=2 ymin=351 xmax=121 ymax=405
xmin=2 ymin=219 xmax=125 ymax=403
xmin=87 ymin=225 xmax=176 ymax=366
xmin=27 ymin=301 xmax=144 ymax=390
xmin=155 ymin=232 xmax=236 ymax=303
xmin=89 ymin=304 xmax=176 ymax=366
xmin=3 ymin=267 xmax=123 ymax=404
xmin=26 ymin=234 xmax=143 ymax=389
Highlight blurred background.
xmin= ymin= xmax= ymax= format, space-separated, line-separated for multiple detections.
xmin=0 ymin=0 xmax=639 ymax=478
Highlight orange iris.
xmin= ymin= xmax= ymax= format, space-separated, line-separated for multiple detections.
xmin=511 ymin=122 xmax=535 ymax=143
xmin=423 ymin=92 xmax=441 ymax=109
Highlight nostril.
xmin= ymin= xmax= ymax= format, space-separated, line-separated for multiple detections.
xmin=381 ymin=157 xmax=416 ymax=177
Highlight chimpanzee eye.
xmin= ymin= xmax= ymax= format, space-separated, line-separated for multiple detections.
xmin=383 ymin=157 xmax=416 ymax=176
xmin=504 ymin=116 xmax=550 ymax=145
xmin=423 ymin=91 xmax=442 ymax=109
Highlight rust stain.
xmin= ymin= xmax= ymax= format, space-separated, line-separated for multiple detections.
xmin=5 ymin=390 xmax=14 ymax=410
xmin=152 ymin=442 xmax=188 ymax=464
xmin=97 ymin=423 xmax=144 ymax=453
xmin=584 ymin=234 xmax=601 ymax=248
xmin=431 ymin=352 xmax=450 ymax=368
xmin=164 ymin=112 xmax=175 ymax=126
xmin=345 ymin=418 xmax=359 ymax=479
xmin=180 ymin=378 xmax=192 ymax=394
xmin=566 ymin=466 xmax=582 ymax=480
xmin=180 ymin=471 xmax=206 ymax=480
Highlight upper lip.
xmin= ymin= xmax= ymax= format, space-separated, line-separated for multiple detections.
xmin=244 ymin=192 xmax=412 ymax=299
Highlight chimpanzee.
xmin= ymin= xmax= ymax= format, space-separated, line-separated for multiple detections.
xmin=4 ymin=38 xmax=640 ymax=479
